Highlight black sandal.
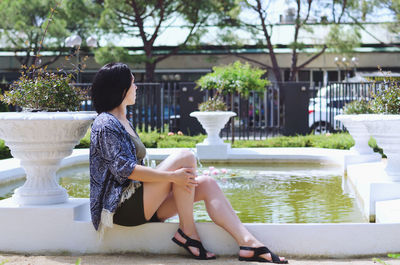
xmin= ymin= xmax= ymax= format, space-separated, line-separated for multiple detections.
xmin=239 ymin=246 xmax=288 ymax=264
xmin=171 ymin=228 xmax=216 ymax=260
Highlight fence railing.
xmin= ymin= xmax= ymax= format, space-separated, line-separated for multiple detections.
xmin=308 ymin=82 xmax=379 ymax=133
xmin=78 ymin=82 xmax=284 ymax=139
xmin=2 ymin=81 xmax=383 ymax=138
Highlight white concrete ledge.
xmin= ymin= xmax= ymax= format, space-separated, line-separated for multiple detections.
xmin=347 ymin=162 xmax=400 ymax=222
xmin=2 ymin=148 xmax=400 ymax=257
xmin=376 ymin=199 xmax=400 ymax=223
xmin=0 ymin=197 xmax=399 ymax=257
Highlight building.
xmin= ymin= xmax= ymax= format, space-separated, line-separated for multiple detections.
xmin=0 ymin=22 xmax=399 ymax=84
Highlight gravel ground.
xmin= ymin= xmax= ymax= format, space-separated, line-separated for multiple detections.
xmin=1 ymin=254 xmax=400 ymax=265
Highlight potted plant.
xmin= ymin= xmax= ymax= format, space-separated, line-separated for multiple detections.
xmin=190 ymin=61 xmax=270 ymax=151
xmin=360 ymin=69 xmax=400 ymax=181
xmin=0 ymin=5 xmax=96 ymax=205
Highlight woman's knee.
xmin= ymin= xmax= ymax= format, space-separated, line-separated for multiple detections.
xmin=177 ymin=149 xmax=196 ymax=167
xmin=195 ymin=175 xmax=220 ymax=200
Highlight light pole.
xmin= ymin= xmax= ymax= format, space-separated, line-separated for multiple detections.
xmin=334 ymin=56 xmax=358 ymax=82
xmin=65 ymin=35 xmax=97 ymax=83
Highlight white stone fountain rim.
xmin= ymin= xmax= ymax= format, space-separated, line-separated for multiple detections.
xmin=336 ymin=113 xmax=400 ymax=122
xmin=0 ymin=148 xmax=400 ymax=257
xmin=190 ymin=111 xmax=237 ymax=117
xmin=0 ymin=111 xmax=97 ymax=121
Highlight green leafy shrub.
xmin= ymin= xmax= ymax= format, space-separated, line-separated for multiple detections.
xmin=198 ymin=96 xmax=227 ymax=111
xmin=2 ymin=132 xmax=385 ymax=160
xmin=196 ymin=61 xmax=270 ymax=111
xmin=0 ymin=65 xmax=86 ymax=111
xmin=343 ymin=99 xmax=373 ymax=114
xmin=74 ymin=128 xmax=91 ymax=149
xmin=0 ymin=3 xmax=87 ymax=112
xmin=231 ymin=133 xmax=355 ymax=150
xmin=0 ymin=139 xmax=11 ymax=160
xmin=371 ymin=67 xmax=400 ymax=114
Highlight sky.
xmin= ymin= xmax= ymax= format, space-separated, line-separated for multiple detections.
xmin=100 ymin=0 xmax=397 ymax=48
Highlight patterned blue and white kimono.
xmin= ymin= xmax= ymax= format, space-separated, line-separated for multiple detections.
xmin=89 ymin=112 xmax=142 ymax=236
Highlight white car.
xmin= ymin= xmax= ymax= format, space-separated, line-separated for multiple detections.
xmin=308 ymin=84 xmax=371 ymax=133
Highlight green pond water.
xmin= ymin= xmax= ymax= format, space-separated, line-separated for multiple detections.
xmin=0 ymin=163 xmax=366 ymax=223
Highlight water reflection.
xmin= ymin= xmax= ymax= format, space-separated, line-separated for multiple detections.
xmin=0 ymin=163 xmax=366 ymax=223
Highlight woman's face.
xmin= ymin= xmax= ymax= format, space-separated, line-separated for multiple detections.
xmin=123 ymin=75 xmax=137 ymax=106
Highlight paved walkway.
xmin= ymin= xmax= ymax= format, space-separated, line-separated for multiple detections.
xmin=1 ymin=254 xmax=400 ymax=265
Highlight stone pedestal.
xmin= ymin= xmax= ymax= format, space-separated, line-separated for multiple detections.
xmin=195 ymin=143 xmax=231 ymax=160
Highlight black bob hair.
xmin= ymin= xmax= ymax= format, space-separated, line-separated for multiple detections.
xmin=91 ymin=62 xmax=133 ymax=114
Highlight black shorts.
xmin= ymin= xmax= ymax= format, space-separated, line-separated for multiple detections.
xmin=113 ymin=182 xmax=160 ymax=227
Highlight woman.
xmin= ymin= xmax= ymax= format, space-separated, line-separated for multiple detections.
xmin=89 ymin=62 xmax=288 ymax=263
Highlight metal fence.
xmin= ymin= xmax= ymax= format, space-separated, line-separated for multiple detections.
xmin=80 ymin=82 xmax=284 ymax=139
xmin=308 ymin=82 xmax=379 ymax=133
xmin=3 ymin=81 xmax=385 ymax=137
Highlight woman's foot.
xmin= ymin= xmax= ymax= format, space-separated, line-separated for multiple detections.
xmin=239 ymin=241 xmax=287 ymax=263
xmin=172 ymin=228 xmax=216 ymax=259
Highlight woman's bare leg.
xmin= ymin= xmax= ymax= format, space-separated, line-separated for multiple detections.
xmin=142 ymin=149 xmax=214 ymax=258
xmin=154 ymin=152 xmax=286 ymax=262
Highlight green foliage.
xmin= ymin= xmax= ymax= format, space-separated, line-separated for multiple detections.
xmin=94 ymin=46 xmax=134 ymax=66
xmin=137 ymin=129 xmax=206 ymax=148
xmin=325 ymin=24 xmax=361 ymax=55
xmin=373 ymin=253 xmax=400 ymax=265
xmin=0 ymin=0 xmax=101 ymax=67
xmin=98 ymin=0 xmax=239 ymax=80
xmin=1 ymin=132 xmax=385 ymax=160
xmin=74 ymin=128 xmax=91 ymax=149
xmin=0 ymin=3 xmax=90 ymax=111
xmin=343 ymin=99 xmax=374 ymax=114
xmin=196 ymin=61 xmax=270 ymax=111
xmin=0 ymin=101 xmax=8 ymax=112
xmin=231 ymin=133 xmax=355 ymax=150
xmin=0 ymin=65 xmax=86 ymax=111
xmin=196 ymin=61 xmax=269 ymax=97
xmin=371 ymin=68 xmax=400 ymax=114
xmin=0 ymin=139 xmax=11 ymax=160
xmin=198 ymin=96 xmax=228 ymax=111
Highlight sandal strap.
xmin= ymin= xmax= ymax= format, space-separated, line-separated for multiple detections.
xmin=177 ymin=228 xmax=207 ymax=259
xmin=240 ymin=246 xmax=282 ymax=262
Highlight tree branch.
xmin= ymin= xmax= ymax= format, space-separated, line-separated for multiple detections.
xmin=296 ymin=45 xmax=327 ymax=70
xmin=149 ymin=0 xmax=165 ymax=45
xmin=130 ymin=0 xmax=149 ymax=46
xmin=232 ymin=53 xmax=271 ymax=69
xmin=338 ymin=0 xmax=347 ymax=23
xmin=347 ymin=12 xmax=400 ymax=48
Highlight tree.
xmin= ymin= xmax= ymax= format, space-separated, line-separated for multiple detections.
xmin=0 ymin=0 xmax=101 ymax=69
xmin=223 ymin=0 xmax=360 ymax=83
xmin=343 ymin=0 xmax=400 ymax=48
xmin=97 ymin=0 xmax=238 ymax=81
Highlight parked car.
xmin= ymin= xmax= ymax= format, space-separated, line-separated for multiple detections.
xmin=308 ymin=84 xmax=372 ymax=133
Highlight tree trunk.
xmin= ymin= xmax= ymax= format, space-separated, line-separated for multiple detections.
xmin=145 ymin=61 xmax=156 ymax=82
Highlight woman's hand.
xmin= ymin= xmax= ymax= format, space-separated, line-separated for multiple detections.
xmin=171 ymin=168 xmax=198 ymax=193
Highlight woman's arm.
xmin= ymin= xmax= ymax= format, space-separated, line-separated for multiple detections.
xmin=128 ymin=165 xmax=198 ymax=192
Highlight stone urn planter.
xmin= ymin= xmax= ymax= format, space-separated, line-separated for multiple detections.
xmin=0 ymin=112 xmax=97 ymax=205
xmin=335 ymin=114 xmax=381 ymax=169
xmin=335 ymin=114 xmax=377 ymax=155
xmin=190 ymin=111 xmax=236 ymax=159
xmin=361 ymin=114 xmax=400 ymax=181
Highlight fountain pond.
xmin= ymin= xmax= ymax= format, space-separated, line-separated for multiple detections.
xmin=0 ymin=162 xmax=366 ymax=223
